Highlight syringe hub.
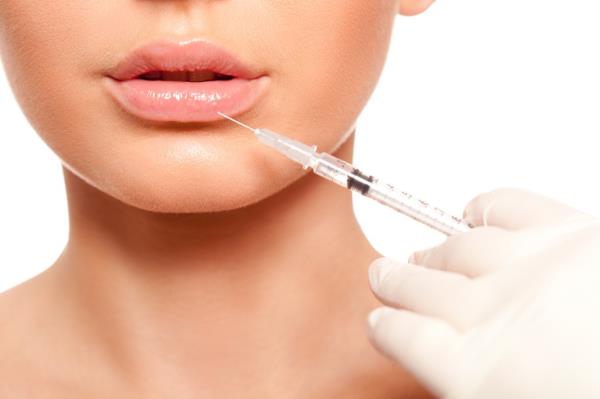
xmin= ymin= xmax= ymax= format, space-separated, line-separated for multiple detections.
xmin=254 ymin=128 xmax=317 ymax=169
xmin=215 ymin=112 xmax=318 ymax=169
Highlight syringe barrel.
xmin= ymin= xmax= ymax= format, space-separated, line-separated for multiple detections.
xmin=311 ymin=152 xmax=356 ymax=187
xmin=365 ymin=180 xmax=473 ymax=236
xmin=312 ymin=153 xmax=473 ymax=236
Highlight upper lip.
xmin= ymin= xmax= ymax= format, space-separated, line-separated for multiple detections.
xmin=107 ymin=39 xmax=263 ymax=81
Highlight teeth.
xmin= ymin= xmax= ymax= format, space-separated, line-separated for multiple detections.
xmin=188 ymin=71 xmax=217 ymax=82
xmin=162 ymin=71 xmax=188 ymax=81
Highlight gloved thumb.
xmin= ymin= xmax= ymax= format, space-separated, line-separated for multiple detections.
xmin=368 ymin=305 xmax=460 ymax=398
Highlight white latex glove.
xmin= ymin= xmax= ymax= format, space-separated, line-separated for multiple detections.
xmin=366 ymin=188 xmax=600 ymax=399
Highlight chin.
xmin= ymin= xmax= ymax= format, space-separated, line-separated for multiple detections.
xmin=112 ymin=174 xmax=290 ymax=214
xmin=64 ymin=134 xmax=306 ymax=214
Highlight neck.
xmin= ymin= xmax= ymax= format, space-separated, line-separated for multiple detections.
xmin=49 ymin=132 xmax=383 ymax=395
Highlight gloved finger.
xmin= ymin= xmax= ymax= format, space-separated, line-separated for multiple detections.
xmin=367 ymin=306 xmax=460 ymax=399
xmin=411 ymin=223 xmax=600 ymax=279
xmin=369 ymin=258 xmax=476 ymax=328
xmin=462 ymin=187 xmax=595 ymax=231
xmin=409 ymin=226 xmax=519 ymax=277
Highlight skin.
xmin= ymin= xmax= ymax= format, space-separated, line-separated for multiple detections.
xmin=0 ymin=0 xmax=436 ymax=397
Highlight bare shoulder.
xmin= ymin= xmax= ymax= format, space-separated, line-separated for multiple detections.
xmin=0 ymin=283 xmax=31 ymax=393
xmin=0 ymin=273 xmax=113 ymax=398
xmin=0 ymin=275 xmax=61 ymax=396
xmin=0 ymin=267 xmax=58 ymax=332
xmin=0 ymin=280 xmax=35 ymax=352
xmin=0 ymin=280 xmax=39 ymax=361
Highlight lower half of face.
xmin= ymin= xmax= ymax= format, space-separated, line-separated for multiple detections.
xmin=0 ymin=1 xmax=397 ymax=212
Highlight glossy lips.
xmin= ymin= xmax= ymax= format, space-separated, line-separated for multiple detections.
xmin=104 ymin=40 xmax=269 ymax=123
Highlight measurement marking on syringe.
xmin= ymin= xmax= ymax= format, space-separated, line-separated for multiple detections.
xmin=347 ymin=168 xmax=375 ymax=195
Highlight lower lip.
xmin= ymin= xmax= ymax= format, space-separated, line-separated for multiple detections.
xmin=104 ymin=76 xmax=270 ymax=123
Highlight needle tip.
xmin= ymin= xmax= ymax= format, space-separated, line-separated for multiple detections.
xmin=216 ymin=112 xmax=256 ymax=132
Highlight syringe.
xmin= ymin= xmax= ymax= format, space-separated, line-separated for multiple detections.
xmin=218 ymin=112 xmax=474 ymax=236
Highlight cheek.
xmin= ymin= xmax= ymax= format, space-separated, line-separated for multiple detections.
xmin=250 ymin=1 xmax=397 ymax=150
xmin=0 ymin=2 xmax=111 ymax=146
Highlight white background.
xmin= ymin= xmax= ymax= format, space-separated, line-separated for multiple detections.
xmin=1 ymin=0 xmax=599 ymax=292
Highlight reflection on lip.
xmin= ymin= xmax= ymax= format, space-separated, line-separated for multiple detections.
xmin=104 ymin=39 xmax=269 ymax=123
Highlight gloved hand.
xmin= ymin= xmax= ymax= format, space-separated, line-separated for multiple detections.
xmin=366 ymin=187 xmax=600 ymax=399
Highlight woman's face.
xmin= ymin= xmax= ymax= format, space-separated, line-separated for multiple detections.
xmin=0 ymin=1 xmax=406 ymax=212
